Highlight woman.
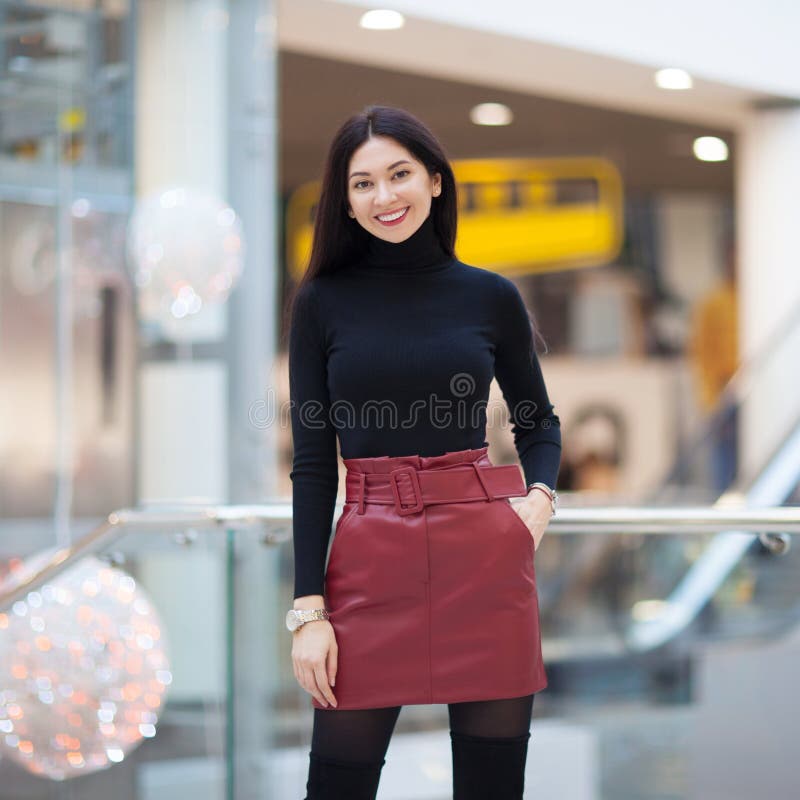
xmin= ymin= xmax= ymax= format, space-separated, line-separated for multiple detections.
xmin=286 ymin=105 xmax=561 ymax=800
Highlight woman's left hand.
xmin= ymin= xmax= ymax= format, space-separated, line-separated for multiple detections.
xmin=512 ymin=490 xmax=553 ymax=551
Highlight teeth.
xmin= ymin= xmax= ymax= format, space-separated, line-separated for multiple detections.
xmin=377 ymin=207 xmax=408 ymax=222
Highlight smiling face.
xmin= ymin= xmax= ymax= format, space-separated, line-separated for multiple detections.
xmin=346 ymin=136 xmax=442 ymax=243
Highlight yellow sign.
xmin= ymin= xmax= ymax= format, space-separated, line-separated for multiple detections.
xmin=58 ymin=107 xmax=86 ymax=133
xmin=286 ymin=157 xmax=624 ymax=280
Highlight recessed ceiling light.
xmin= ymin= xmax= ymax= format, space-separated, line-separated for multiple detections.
xmin=655 ymin=68 xmax=693 ymax=90
xmin=693 ymin=136 xmax=728 ymax=162
xmin=359 ymin=10 xmax=405 ymax=30
xmin=470 ymin=103 xmax=513 ymax=126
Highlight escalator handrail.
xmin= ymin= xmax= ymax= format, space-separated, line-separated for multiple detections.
xmin=626 ymin=421 xmax=800 ymax=651
xmin=653 ymin=292 xmax=800 ymax=497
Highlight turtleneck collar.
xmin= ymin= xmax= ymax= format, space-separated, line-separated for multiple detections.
xmin=354 ymin=212 xmax=453 ymax=276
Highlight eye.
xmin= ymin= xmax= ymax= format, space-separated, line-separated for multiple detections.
xmin=394 ymin=170 xmax=410 ymax=179
xmin=353 ymin=180 xmax=369 ymax=190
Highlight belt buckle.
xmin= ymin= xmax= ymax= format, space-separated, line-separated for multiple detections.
xmin=389 ymin=466 xmax=424 ymax=516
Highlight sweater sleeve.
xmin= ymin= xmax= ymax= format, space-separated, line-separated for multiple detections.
xmin=288 ymin=281 xmax=339 ymax=599
xmin=493 ymin=276 xmax=562 ymax=490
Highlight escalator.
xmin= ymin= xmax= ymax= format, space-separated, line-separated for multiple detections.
xmin=537 ymin=297 xmax=800 ymax=678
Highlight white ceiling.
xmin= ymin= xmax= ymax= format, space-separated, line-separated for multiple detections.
xmin=278 ymin=0 xmax=789 ymax=130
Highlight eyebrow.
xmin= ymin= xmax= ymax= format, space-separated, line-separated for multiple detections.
xmin=349 ymin=160 xmax=412 ymax=180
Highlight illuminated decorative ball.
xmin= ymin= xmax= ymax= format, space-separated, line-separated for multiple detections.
xmin=0 ymin=556 xmax=172 ymax=781
xmin=126 ymin=186 xmax=245 ymax=334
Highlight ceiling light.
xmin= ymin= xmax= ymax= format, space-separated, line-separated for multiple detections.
xmin=693 ymin=136 xmax=728 ymax=162
xmin=470 ymin=103 xmax=513 ymax=126
xmin=655 ymin=68 xmax=693 ymax=90
xmin=359 ymin=10 xmax=405 ymax=30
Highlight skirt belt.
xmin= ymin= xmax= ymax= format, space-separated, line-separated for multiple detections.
xmin=344 ymin=463 xmax=527 ymax=516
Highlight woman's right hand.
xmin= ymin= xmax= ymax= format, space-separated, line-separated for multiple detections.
xmin=291 ymin=620 xmax=338 ymax=708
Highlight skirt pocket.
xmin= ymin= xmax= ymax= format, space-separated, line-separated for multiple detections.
xmin=326 ymin=503 xmax=358 ymax=574
xmin=498 ymin=498 xmax=536 ymax=557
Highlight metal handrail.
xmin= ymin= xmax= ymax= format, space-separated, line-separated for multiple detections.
xmin=0 ymin=505 xmax=288 ymax=611
xmin=1 ymin=502 xmax=798 ymax=612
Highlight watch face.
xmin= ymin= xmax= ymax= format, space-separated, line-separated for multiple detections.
xmin=285 ymin=610 xmax=300 ymax=631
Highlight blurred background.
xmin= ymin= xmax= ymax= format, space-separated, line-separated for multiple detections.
xmin=1 ymin=0 xmax=799 ymax=797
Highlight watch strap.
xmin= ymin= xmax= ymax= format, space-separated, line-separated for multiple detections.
xmin=294 ymin=608 xmax=329 ymax=626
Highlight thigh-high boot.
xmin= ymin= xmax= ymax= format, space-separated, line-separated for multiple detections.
xmin=450 ymin=730 xmax=531 ymax=800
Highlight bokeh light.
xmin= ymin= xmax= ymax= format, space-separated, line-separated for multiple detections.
xmin=0 ymin=556 xmax=171 ymax=781
xmin=126 ymin=186 xmax=245 ymax=332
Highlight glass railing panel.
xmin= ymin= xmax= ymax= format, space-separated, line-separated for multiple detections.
xmin=535 ymin=546 xmax=800 ymax=800
xmin=1 ymin=515 xmax=798 ymax=798
xmin=0 ymin=525 xmax=247 ymax=799
xmin=707 ymin=501 xmax=800 ymax=640
xmin=533 ymin=528 xmax=800 ymax=648
xmin=266 ymin=523 xmax=800 ymax=799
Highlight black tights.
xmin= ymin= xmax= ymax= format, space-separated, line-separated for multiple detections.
xmin=304 ymin=693 xmax=534 ymax=799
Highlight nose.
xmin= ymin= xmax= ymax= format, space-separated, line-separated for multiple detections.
xmin=375 ymin=180 xmax=397 ymax=207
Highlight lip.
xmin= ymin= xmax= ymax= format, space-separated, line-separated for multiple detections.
xmin=374 ymin=206 xmax=410 ymax=226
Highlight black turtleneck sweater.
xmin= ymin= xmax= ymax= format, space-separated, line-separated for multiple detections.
xmin=289 ymin=213 xmax=561 ymax=599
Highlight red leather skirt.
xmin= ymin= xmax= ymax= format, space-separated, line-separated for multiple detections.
xmin=315 ymin=446 xmax=547 ymax=711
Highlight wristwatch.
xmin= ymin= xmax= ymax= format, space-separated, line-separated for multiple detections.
xmin=285 ymin=607 xmax=329 ymax=632
xmin=526 ymin=482 xmax=558 ymax=515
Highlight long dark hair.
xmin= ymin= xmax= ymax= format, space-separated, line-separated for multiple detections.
xmin=282 ymin=104 xmax=547 ymax=355
xmin=283 ymin=105 xmax=458 ymax=343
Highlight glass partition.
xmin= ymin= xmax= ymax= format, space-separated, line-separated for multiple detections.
xmin=1 ymin=512 xmax=798 ymax=798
